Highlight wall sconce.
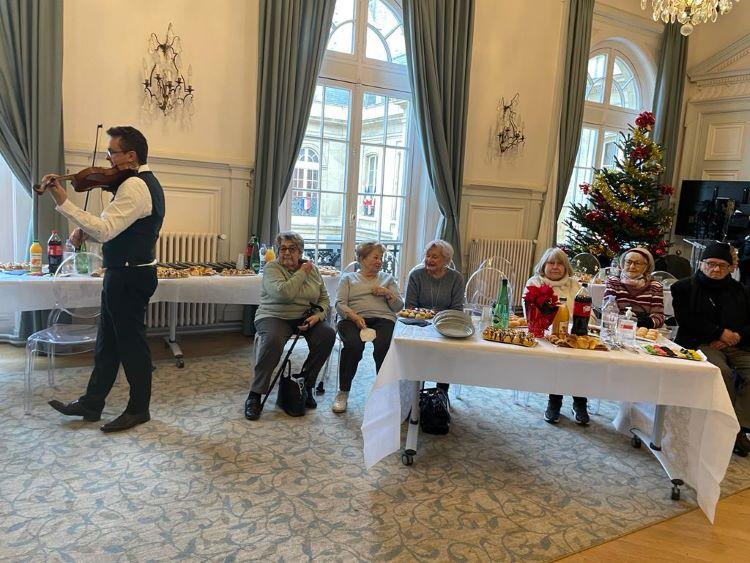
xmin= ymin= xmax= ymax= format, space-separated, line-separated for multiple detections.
xmin=496 ymin=93 xmax=525 ymax=154
xmin=142 ymin=23 xmax=195 ymax=116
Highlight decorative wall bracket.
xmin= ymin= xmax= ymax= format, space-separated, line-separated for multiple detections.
xmin=496 ymin=93 xmax=525 ymax=154
xmin=142 ymin=23 xmax=195 ymax=116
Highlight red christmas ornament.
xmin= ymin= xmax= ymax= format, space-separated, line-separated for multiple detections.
xmin=635 ymin=111 xmax=656 ymax=130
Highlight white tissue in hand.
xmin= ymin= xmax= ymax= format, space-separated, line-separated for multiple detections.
xmin=360 ymin=328 xmax=376 ymax=342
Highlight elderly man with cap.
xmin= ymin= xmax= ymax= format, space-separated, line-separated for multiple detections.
xmin=604 ymin=246 xmax=665 ymax=328
xmin=671 ymin=241 xmax=750 ymax=456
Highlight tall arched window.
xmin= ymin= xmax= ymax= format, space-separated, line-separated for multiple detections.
xmin=282 ymin=0 xmax=412 ymax=275
xmin=558 ymin=46 xmax=648 ymax=241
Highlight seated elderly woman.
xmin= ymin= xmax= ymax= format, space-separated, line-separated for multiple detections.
xmin=244 ymin=231 xmax=335 ymax=421
xmin=406 ymin=239 xmax=465 ymax=391
xmin=604 ymin=247 xmax=665 ymax=329
xmin=525 ymin=247 xmax=589 ymax=425
xmin=333 ymin=242 xmax=403 ymax=413
xmin=672 ymin=242 xmax=750 ymax=457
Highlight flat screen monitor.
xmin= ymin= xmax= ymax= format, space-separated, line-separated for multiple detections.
xmin=675 ymin=180 xmax=750 ymax=237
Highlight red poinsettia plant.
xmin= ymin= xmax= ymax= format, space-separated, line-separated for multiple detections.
xmin=523 ymin=284 xmax=559 ymax=316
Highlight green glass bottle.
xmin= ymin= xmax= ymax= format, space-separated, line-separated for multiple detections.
xmin=75 ymin=239 xmax=88 ymax=274
xmin=492 ymin=278 xmax=509 ymax=329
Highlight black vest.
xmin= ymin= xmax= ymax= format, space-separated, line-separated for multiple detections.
xmin=102 ymin=170 xmax=165 ymax=268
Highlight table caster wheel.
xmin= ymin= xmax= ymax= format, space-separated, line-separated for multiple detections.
xmin=401 ymin=453 xmax=413 ymax=466
xmin=671 ymin=485 xmax=680 ymax=501
xmin=631 ymin=435 xmax=642 ymax=448
xmin=176 ymin=358 xmax=185 ymax=369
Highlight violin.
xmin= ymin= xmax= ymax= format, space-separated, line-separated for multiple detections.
xmin=36 ymin=164 xmax=136 ymax=193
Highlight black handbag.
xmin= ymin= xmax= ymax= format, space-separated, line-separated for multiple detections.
xmin=276 ymin=360 xmax=308 ymax=417
xmin=419 ymin=387 xmax=451 ymax=434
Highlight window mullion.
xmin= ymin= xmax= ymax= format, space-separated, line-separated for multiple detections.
xmin=602 ymin=48 xmax=615 ymax=109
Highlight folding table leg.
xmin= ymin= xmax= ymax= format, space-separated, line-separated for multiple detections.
xmin=629 ymin=404 xmax=684 ymax=500
xmin=402 ymin=380 xmax=422 ymax=466
xmin=163 ymin=302 xmax=185 ymax=368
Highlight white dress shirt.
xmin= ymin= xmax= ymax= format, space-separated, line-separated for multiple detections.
xmin=56 ymin=164 xmax=153 ymax=243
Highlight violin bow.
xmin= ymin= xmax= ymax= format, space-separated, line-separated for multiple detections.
xmin=83 ymin=124 xmax=103 ymax=212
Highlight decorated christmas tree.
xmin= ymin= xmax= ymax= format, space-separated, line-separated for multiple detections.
xmin=563 ymin=111 xmax=674 ymax=259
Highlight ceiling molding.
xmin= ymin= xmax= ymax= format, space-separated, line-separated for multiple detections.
xmin=593 ymin=3 xmax=663 ymax=38
xmin=688 ymin=32 xmax=750 ymax=87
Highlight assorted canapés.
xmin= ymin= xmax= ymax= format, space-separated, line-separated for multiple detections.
xmin=642 ymin=344 xmax=703 ymax=361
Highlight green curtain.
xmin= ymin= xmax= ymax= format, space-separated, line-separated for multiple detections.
xmin=554 ymin=0 xmax=595 ymax=240
xmin=250 ymin=0 xmax=336 ymax=243
xmin=652 ymin=23 xmax=688 ymax=188
xmin=402 ymin=0 xmax=474 ymax=272
xmin=0 ymin=0 xmax=65 ymax=341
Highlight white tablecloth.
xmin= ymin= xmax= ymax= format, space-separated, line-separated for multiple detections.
xmin=590 ymin=283 xmax=674 ymax=316
xmin=0 ymin=273 xmax=340 ymax=313
xmin=361 ymin=322 xmax=739 ymax=522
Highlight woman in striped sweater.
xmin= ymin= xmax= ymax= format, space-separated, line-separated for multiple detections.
xmin=604 ymin=247 xmax=665 ymax=328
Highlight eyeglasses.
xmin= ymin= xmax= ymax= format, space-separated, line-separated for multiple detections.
xmin=624 ymin=260 xmax=647 ymax=267
xmin=278 ymin=246 xmax=299 ymax=254
xmin=106 ymin=148 xmax=127 ymax=158
xmin=701 ymin=260 xmax=730 ymax=272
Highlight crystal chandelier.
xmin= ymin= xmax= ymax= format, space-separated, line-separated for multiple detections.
xmin=641 ymin=0 xmax=740 ymax=36
xmin=142 ymin=23 xmax=195 ymax=116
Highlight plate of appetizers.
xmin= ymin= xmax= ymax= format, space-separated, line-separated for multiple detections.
xmin=641 ymin=344 xmax=704 ymax=361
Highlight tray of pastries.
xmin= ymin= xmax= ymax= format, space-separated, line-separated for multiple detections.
xmin=636 ymin=327 xmax=659 ymax=341
xmin=157 ymin=266 xmax=190 ymax=279
xmin=219 ymin=268 xmax=256 ymax=276
xmin=398 ymin=308 xmax=436 ymax=320
xmin=318 ymin=266 xmax=340 ymax=276
xmin=0 ymin=262 xmax=30 ymax=271
xmin=547 ymin=333 xmax=608 ymax=351
xmin=185 ymin=265 xmax=216 ymax=276
xmin=481 ymin=327 xmax=537 ymax=347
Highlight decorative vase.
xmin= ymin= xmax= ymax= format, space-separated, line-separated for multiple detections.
xmin=526 ymin=304 xmax=557 ymax=337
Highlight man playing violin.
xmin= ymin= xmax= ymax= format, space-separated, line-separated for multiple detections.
xmin=35 ymin=126 xmax=165 ymax=432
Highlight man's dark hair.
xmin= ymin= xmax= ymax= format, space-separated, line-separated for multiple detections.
xmin=107 ymin=126 xmax=148 ymax=164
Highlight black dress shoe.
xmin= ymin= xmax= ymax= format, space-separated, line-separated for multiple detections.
xmin=244 ymin=392 xmax=262 ymax=421
xmin=733 ymin=432 xmax=750 ymax=457
xmin=48 ymin=399 xmax=101 ymax=422
xmin=100 ymin=411 xmax=150 ymax=433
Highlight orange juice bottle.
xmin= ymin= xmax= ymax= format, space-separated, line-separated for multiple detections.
xmin=29 ymin=240 xmax=43 ymax=274
xmin=551 ymin=298 xmax=570 ymax=336
xmin=264 ymin=245 xmax=275 ymax=263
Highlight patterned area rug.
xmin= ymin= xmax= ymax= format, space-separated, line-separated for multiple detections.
xmin=2 ymin=345 xmax=750 ymax=561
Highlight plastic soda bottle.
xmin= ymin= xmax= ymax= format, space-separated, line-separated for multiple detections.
xmin=571 ymin=283 xmax=593 ymax=336
xmin=47 ymin=230 xmax=63 ymax=274
xmin=552 ymin=297 xmax=570 ymax=336
xmin=601 ymin=295 xmax=620 ymax=344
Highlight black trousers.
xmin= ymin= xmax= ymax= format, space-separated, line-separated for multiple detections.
xmin=337 ymin=317 xmax=395 ymax=392
xmin=251 ymin=316 xmax=335 ymax=395
xmin=79 ymin=267 xmax=157 ymax=414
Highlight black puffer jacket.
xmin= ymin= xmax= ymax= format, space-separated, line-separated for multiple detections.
xmin=671 ymin=271 xmax=750 ymax=349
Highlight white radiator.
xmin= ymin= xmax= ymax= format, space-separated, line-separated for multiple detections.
xmin=467 ymin=238 xmax=535 ymax=307
xmin=147 ymin=232 xmax=220 ymax=329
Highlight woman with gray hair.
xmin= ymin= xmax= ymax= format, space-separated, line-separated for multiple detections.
xmin=603 ymin=247 xmax=665 ymax=329
xmin=333 ymin=241 xmax=403 ymax=413
xmin=524 ymin=247 xmax=586 ymax=425
xmin=405 ymin=239 xmax=465 ymax=392
xmin=244 ymin=231 xmax=335 ymax=421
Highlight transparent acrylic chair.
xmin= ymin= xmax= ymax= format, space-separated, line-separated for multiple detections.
xmin=24 ymin=252 xmax=103 ymax=414
xmin=571 ymin=252 xmax=601 ymax=284
xmin=651 ymin=270 xmax=677 ymax=289
xmin=456 ymin=267 xmax=513 ymax=400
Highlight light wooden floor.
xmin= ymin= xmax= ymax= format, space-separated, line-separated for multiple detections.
xmin=2 ymin=333 xmax=749 ymax=560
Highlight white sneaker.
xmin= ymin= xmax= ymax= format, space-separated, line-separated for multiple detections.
xmin=332 ymin=391 xmax=349 ymax=413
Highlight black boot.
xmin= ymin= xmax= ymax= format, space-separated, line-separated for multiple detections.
xmin=305 ymin=386 xmax=317 ymax=409
xmin=244 ymin=392 xmax=262 ymax=421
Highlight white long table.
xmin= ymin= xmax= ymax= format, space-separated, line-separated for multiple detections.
xmin=361 ymin=322 xmax=739 ymax=522
xmin=0 ymin=272 xmax=340 ymax=365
